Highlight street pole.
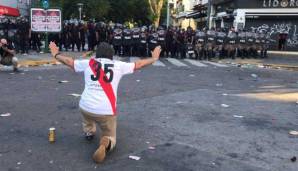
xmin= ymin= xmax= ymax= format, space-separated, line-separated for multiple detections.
xmin=79 ymin=7 xmax=82 ymax=21
xmin=166 ymin=0 xmax=170 ymax=28
xmin=77 ymin=3 xmax=83 ymax=21
xmin=43 ymin=0 xmax=49 ymax=53
xmin=206 ymin=0 xmax=212 ymax=29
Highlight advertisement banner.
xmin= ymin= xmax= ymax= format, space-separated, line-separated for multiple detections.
xmin=31 ymin=8 xmax=61 ymax=32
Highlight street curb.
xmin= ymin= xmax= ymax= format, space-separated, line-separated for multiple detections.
xmin=19 ymin=59 xmax=61 ymax=67
xmin=216 ymin=59 xmax=298 ymax=71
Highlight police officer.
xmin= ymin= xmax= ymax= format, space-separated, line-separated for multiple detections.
xmin=122 ymin=28 xmax=132 ymax=57
xmin=260 ymin=31 xmax=269 ymax=58
xmin=226 ymin=27 xmax=237 ymax=59
xmin=18 ymin=17 xmax=30 ymax=55
xmin=194 ymin=29 xmax=206 ymax=60
xmin=215 ymin=28 xmax=226 ymax=60
xmin=139 ymin=26 xmax=148 ymax=57
xmin=171 ymin=28 xmax=179 ymax=58
xmin=165 ymin=27 xmax=174 ymax=57
xmin=112 ymin=25 xmax=123 ymax=56
xmin=157 ymin=27 xmax=166 ymax=57
xmin=70 ymin=21 xmax=81 ymax=52
xmin=87 ymin=21 xmax=97 ymax=51
xmin=148 ymin=29 xmax=159 ymax=54
xmin=246 ymin=30 xmax=255 ymax=58
xmin=206 ymin=27 xmax=216 ymax=60
xmin=185 ymin=27 xmax=195 ymax=59
xmin=132 ymin=27 xmax=141 ymax=56
xmin=254 ymin=32 xmax=261 ymax=58
xmin=79 ymin=21 xmax=86 ymax=51
xmin=237 ymin=29 xmax=247 ymax=59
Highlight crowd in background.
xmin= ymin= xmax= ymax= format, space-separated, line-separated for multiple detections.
xmin=0 ymin=17 xmax=270 ymax=59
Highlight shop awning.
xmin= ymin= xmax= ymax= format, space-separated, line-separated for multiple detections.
xmin=0 ymin=5 xmax=20 ymax=17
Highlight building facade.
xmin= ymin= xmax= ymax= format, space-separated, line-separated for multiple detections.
xmin=0 ymin=0 xmax=31 ymax=17
xmin=211 ymin=0 xmax=298 ymax=51
xmin=172 ymin=0 xmax=200 ymax=29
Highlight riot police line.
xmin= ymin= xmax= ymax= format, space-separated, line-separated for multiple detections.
xmin=0 ymin=17 xmax=270 ymax=59
xmin=110 ymin=26 xmax=270 ymax=60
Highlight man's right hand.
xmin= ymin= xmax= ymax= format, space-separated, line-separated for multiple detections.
xmin=134 ymin=46 xmax=162 ymax=70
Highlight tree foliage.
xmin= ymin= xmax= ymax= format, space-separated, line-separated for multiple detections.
xmin=46 ymin=0 xmax=155 ymax=25
xmin=148 ymin=0 xmax=164 ymax=27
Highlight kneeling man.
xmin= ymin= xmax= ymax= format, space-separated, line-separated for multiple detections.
xmin=49 ymin=41 xmax=161 ymax=163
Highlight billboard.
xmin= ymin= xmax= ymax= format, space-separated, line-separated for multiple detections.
xmin=30 ymin=8 xmax=62 ymax=32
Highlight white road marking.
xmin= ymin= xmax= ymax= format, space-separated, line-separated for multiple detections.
xmin=130 ymin=57 xmax=141 ymax=62
xmin=184 ymin=59 xmax=208 ymax=67
xmin=202 ymin=61 xmax=228 ymax=67
xmin=153 ymin=60 xmax=166 ymax=67
xmin=113 ymin=56 xmax=125 ymax=61
xmin=166 ymin=58 xmax=188 ymax=67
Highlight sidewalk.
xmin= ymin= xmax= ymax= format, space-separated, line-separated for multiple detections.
xmin=16 ymin=50 xmax=298 ymax=70
xmin=216 ymin=51 xmax=298 ymax=71
xmin=17 ymin=51 xmax=85 ymax=67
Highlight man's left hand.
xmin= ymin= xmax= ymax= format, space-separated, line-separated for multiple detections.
xmin=49 ymin=42 xmax=59 ymax=58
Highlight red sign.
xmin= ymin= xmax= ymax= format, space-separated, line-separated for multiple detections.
xmin=0 ymin=5 xmax=20 ymax=17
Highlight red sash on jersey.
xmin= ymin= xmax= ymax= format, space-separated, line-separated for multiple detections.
xmin=89 ymin=59 xmax=116 ymax=115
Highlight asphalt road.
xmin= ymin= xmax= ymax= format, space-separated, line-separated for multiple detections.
xmin=0 ymin=58 xmax=298 ymax=171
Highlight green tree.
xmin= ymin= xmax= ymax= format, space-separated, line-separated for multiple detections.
xmin=148 ymin=0 xmax=164 ymax=27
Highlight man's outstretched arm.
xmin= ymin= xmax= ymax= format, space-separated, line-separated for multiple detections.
xmin=134 ymin=46 xmax=162 ymax=70
xmin=49 ymin=42 xmax=75 ymax=70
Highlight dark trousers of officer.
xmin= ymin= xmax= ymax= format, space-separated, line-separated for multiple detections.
xmin=260 ymin=45 xmax=268 ymax=58
xmin=31 ymin=38 xmax=41 ymax=52
xmin=81 ymin=37 xmax=86 ymax=51
xmin=88 ymin=36 xmax=96 ymax=51
xmin=20 ymin=35 xmax=29 ymax=54
xmin=170 ymin=43 xmax=177 ymax=58
xmin=123 ymin=44 xmax=131 ymax=57
xmin=71 ymin=39 xmax=81 ymax=52
xmin=195 ymin=44 xmax=205 ymax=60
xmin=139 ymin=43 xmax=147 ymax=57
xmin=132 ymin=43 xmax=139 ymax=56
xmin=178 ymin=43 xmax=186 ymax=59
xmin=113 ymin=44 xmax=122 ymax=56
xmin=226 ymin=44 xmax=236 ymax=59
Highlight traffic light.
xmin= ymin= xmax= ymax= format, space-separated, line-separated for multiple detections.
xmin=42 ymin=0 xmax=49 ymax=9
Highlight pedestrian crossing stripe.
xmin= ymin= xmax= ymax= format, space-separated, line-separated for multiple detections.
xmin=112 ymin=57 xmax=229 ymax=68
xmin=166 ymin=58 xmax=189 ymax=67
xmin=129 ymin=57 xmax=140 ymax=63
xmin=184 ymin=59 xmax=208 ymax=67
xmin=153 ymin=60 xmax=166 ymax=67
xmin=202 ymin=61 xmax=228 ymax=67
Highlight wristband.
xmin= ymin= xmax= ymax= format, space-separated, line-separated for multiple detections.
xmin=54 ymin=53 xmax=61 ymax=59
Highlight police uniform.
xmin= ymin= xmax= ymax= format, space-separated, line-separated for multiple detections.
xmin=186 ymin=28 xmax=195 ymax=59
xmin=195 ymin=30 xmax=206 ymax=60
xmin=206 ymin=29 xmax=216 ymax=60
xmin=237 ymin=30 xmax=247 ymax=59
xmin=148 ymin=31 xmax=159 ymax=53
xmin=132 ymin=28 xmax=141 ymax=56
xmin=226 ymin=30 xmax=237 ymax=59
xmin=215 ymin=29 xmax=226 ymax=59
xmin=112 ymin=28 xmax=123 ymax=56
xmin=87 ymin=22 xmax=97 ymax=51
xmin=122 ymin=29 xmax=132 ymax=56
xmin=246 ymin=31 xmax=255 ymax=58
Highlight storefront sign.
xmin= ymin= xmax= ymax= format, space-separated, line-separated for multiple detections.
xmin=0 ymin=5 xmax=20 ymax=17
xmin=30 ymin=8 xmax=61 ymax=32
xmin=263 ymin=0 xmax=298 ymax=8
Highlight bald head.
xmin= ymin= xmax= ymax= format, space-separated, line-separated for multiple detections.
xmin=1 ymin=39 xmax=7 ymax=45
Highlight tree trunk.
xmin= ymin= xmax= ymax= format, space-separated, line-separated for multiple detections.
xmin=148 ymin=0 xmax=164 ymax=27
